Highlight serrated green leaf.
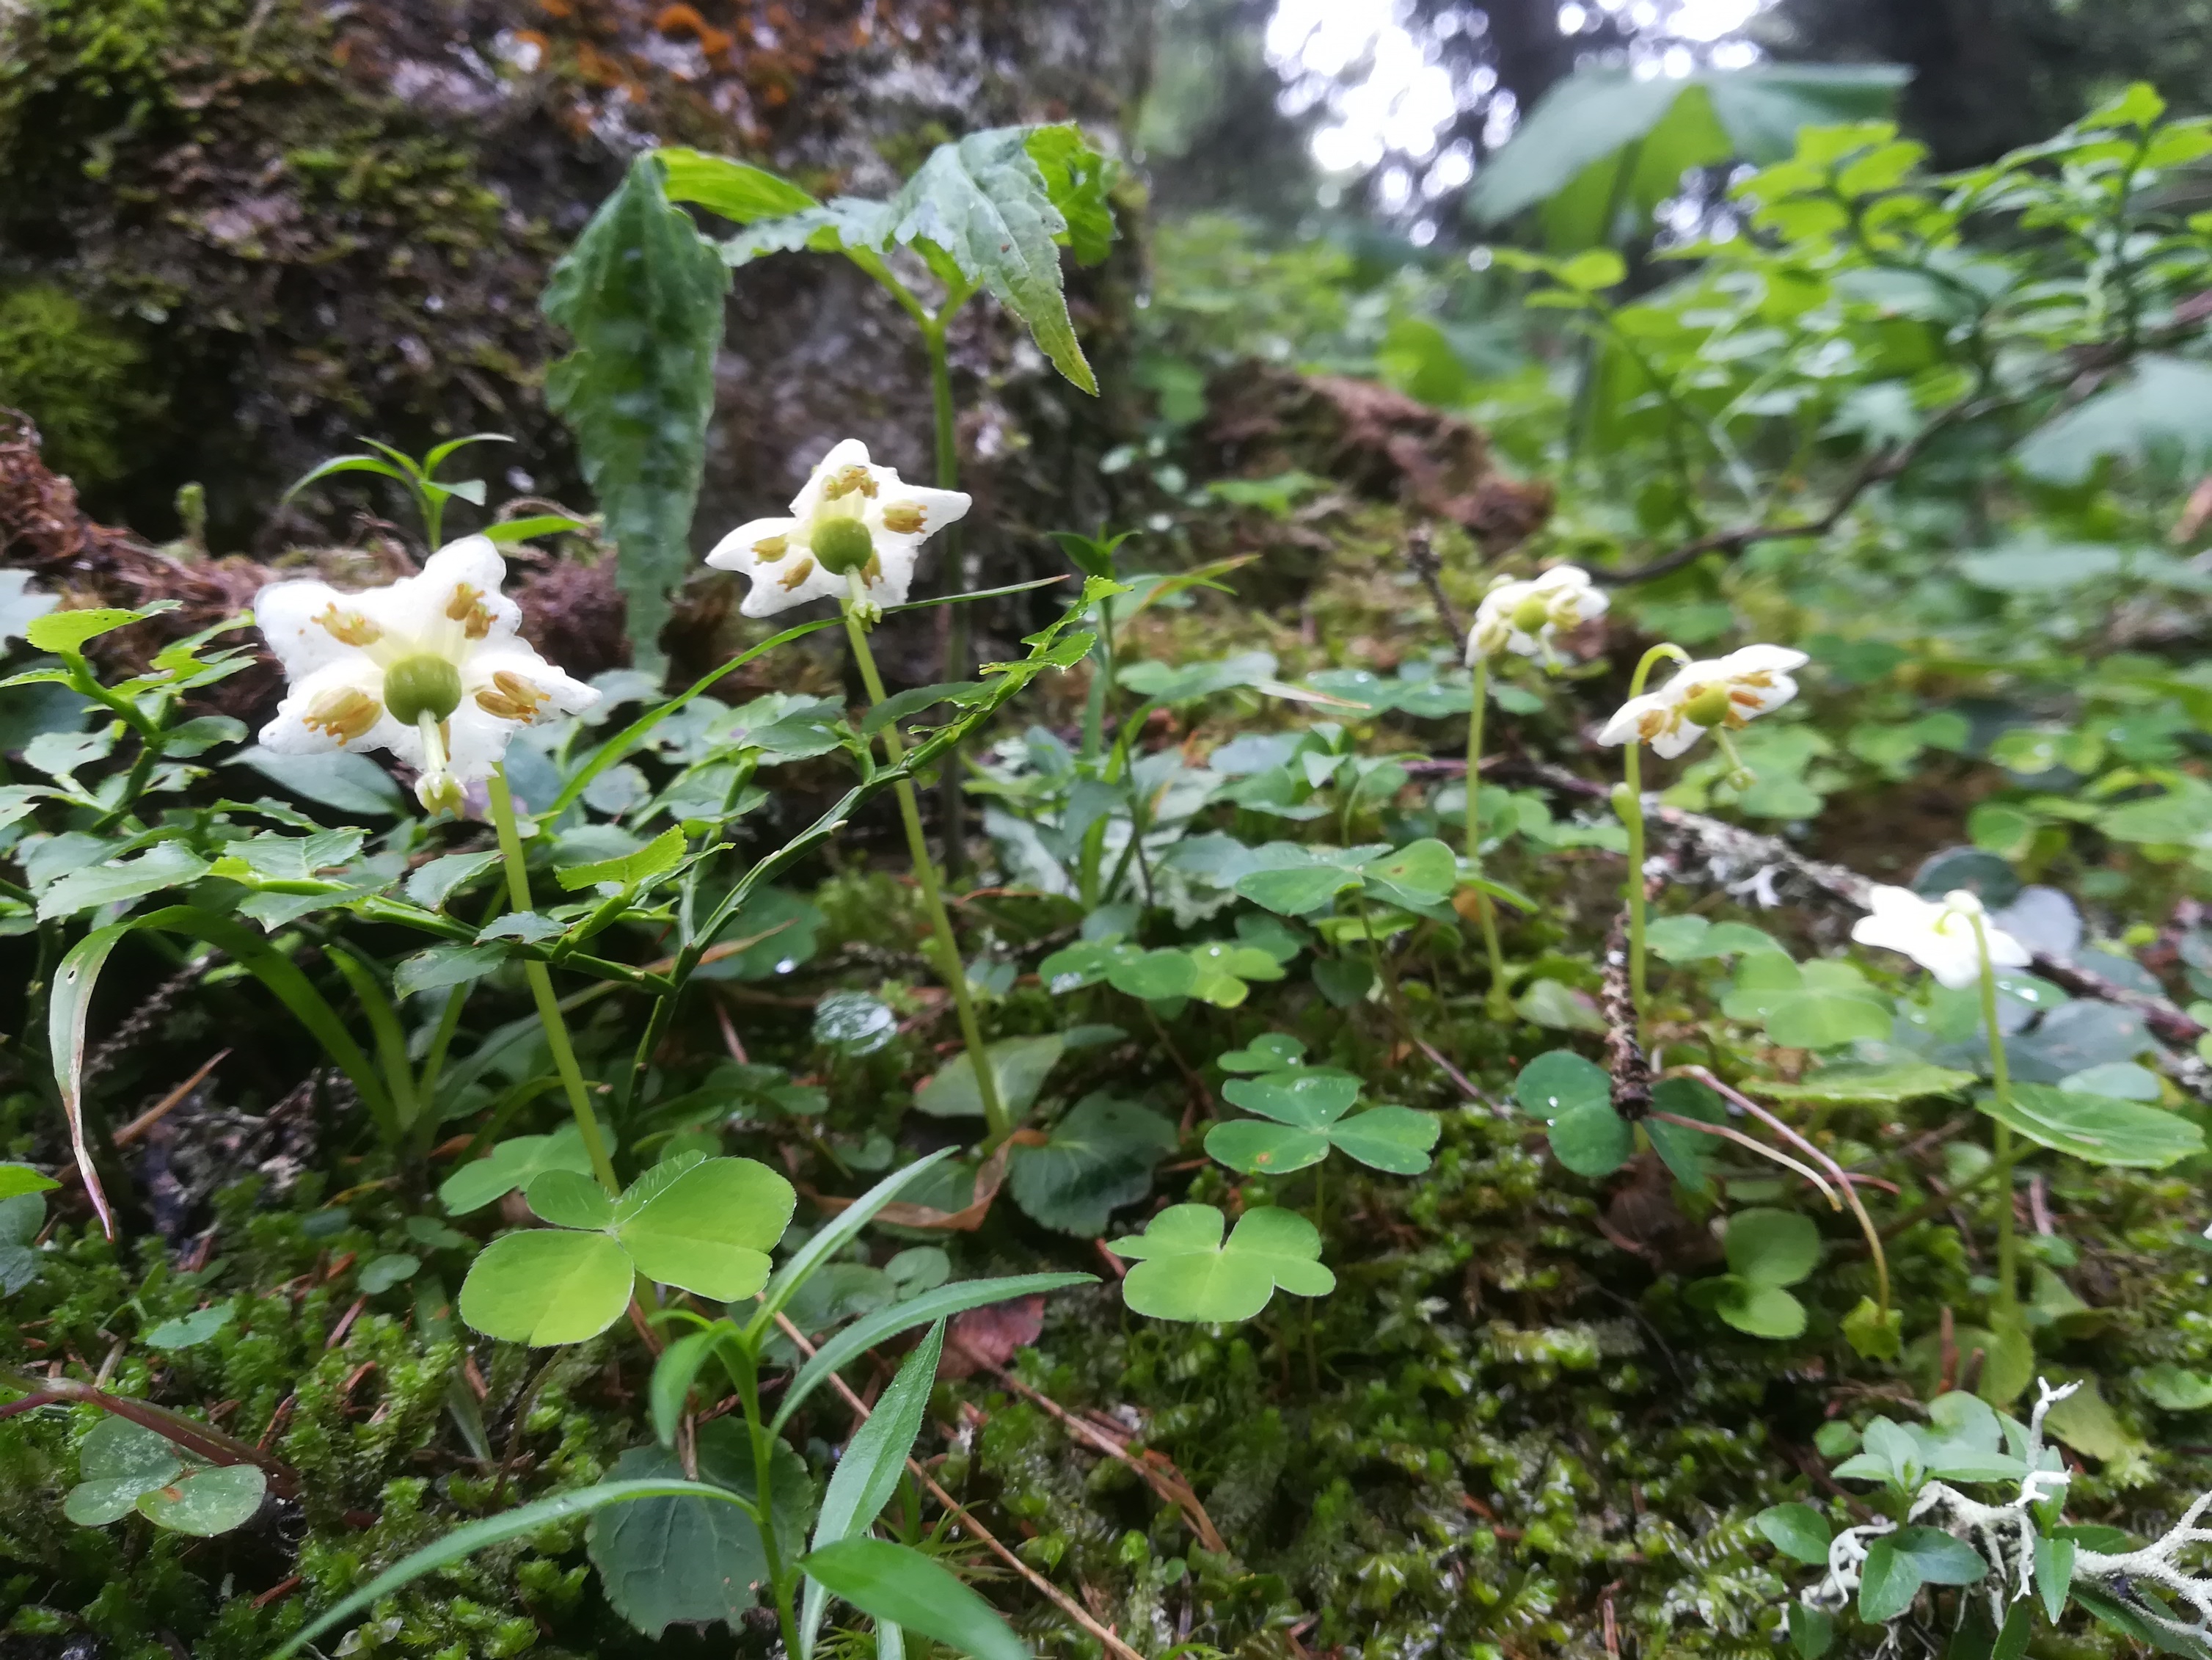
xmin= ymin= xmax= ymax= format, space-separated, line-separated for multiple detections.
xmin=1982 ymin=1084 xmax=2205 ymax=1168
xmin=1006 ymin=1095 xmax=1175 ymax=1237
xmin=37 ymin=842 xmax=210 ymax=921
xmin=543 ymin=152 xmax=730 ymax=666
xmin=26 ymin=604 xmax=169 ymax=655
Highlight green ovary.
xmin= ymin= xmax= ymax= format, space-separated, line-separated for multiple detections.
xmin=1682 ymin=685 xmax=1731 ymax=727
xmin=384 ymin=654 xmax=463 ymax=724
xmin=810 ymin=516 xmax=875 ymax=575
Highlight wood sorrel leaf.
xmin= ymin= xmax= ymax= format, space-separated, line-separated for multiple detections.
xmin=459 ymin=1230 xmax=634 ymax=1345
xmin=615 ymin=1157 xmax=797 ymax=1302
xmin=1107 ymin=1204 xmax=1334 ymax=1323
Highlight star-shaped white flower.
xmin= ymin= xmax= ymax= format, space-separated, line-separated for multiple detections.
xmin=1467 ymin=564 xmax=1609 ymax=666
xmin=1596 ymin=644 xmax=1808 ymax=760
xmin=1851 ymin=885 xmax=2031 ymax=990
xmin=255 ymin=535 xmax=599 ymax=813
xmin=705 ymin=438 xmax=971 ymax=625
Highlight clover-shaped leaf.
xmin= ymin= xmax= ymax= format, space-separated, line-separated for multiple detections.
xmin=439 ymin=1125 xmax=605 ymax=1216
xmin=1512 ymin=1050 xmax=1630 ymax=1177
xmin=1690 ymin=1208 xmax=1821 ymax=1339
xmin=461 ymin=1155 xmax=798 ymax=1345
xmin=1206 ymin=1073 xmax=1437 ymax=1176
xmin=1217 ymin=1033 xmax=1307 ymax=1074
xmin=62 ymin=1417 xmax=268 ymax=1537
xmin=1106 ymin=1204 xmax=1335 ymax=1322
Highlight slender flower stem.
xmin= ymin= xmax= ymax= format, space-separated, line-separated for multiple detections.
xmin=923 ymin=318 xmax=969 ymax=880
xmin=1464 ymin=655 xmax=1511 ymax=1017
xmin=486 ymin=767 xmax=620 ymax=1194
xmin=1615 ymin=642 xmax=1690 ymax=1024
xmin=842 ymin=611 xmax=1009 ymax=1139
xmin=1971 ymin=911 xmax=2020 ymax=1322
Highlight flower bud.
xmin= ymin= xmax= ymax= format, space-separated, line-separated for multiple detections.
xmin=416 ymin=768 xmax=465 ymax=816
xmin=384 ymin=654 xmax=464 ymax=725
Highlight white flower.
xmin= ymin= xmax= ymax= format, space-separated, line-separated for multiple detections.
xmin=705 ymin=438 xmax=971 ymax=625
xmin=1851 ymin=885 xmax=2032 ymax=990
xmin=1596 ymin=643 xmax=1808 ymax=760
xmin=1467 ymin=564 xmax=1609 ymax=665
xmin=255 ymin=535 xmax=599 ymax=814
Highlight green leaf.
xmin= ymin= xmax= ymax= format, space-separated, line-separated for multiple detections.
xmin=144 ymin=1304 xmax=233 ymax=1350
xmin=588 ymin=1421 xmax=811 ymax=1637
xmin=2137 ymin=1363 xmax=2212 ymax=1410
xmin=1893 ymin=1524 xmax=1990 ymax=1585
xmin=1982 ymin=1084 xmax=2203 ymax=1168
xmin=2015 ymin=354 xmax=2212 ymax=484
xmin=1025 ymin=123 xmax=1116 ymax=266
xmin=756 ymin=1149 xmax=958 ymax=1324
xmin=1326 ymin=1105 xmax=1439 ymax=1175
xmin=65 ymin=1418 xmax=185 ymax=1526
xmin=802 ymin=1324 xmax=947 ymax=1651
xmin=1724 ymin=1208 xmax=1821 ymax=1287
xmin=1513 ymin=1050 xmax=1631 ymax=1178
xmin=1756 ymin=1502 xmax=1833 ymax=1565
xmin=1007 ymin=1094 xmax=1176 ymax=1237
xmin=359 ymin=1253 xmax=420 ymax=1294
xmin=2036 ymin=1534 xmax=2075 ymax=1623
xmin=890 ymin=127 xmax=1099 ymax=393
xmin=137 ymin=1463 xmax=265 ymax=1536
xmin=802 ymin=1537 xmax=1029 ymax=1660
xmin=1751 ymin=1063 xmax=1979 ymax=1104
xmin=1646 ymin=1077 xmax=1726 ymax=1191
xmin=1789 ymin=1599 xmax=1834 ymax=1660
xmin=1203 ymin=1119 xmax=1332 ymax=1176
xmin=616 ymin=1157 xmax=797 ymax=1300
xmin=526 ymin=1169 xmax=617 ymax=1230
xmin=1857 ymin=1535 xmax=1921 ymax=1623
xmin=232 ymin=745 xmax=406 ymax=816
xmin=0 ymin=1165 xmax=59 ymax=1201
xmin=657 ymin=148 xmax=822 ymax=222
xmin=1762 ymin=988 xmax=1893 ymax=1049
xmin=557 ymin=825 xmax=687 ymax=892
xmin=542 ymin=152 xmax=730 ymax=666
xmin=26 ymin=603 xmax=169 ymax=656
xmin=1844 ymin=1295 xmax=1904 ymax=1361
xmin=1106 ymin=947 xmax=1200 ymax=1002
xmin=915 ymin=1035 xmax=1065 ymax=1120
xmin=439 ymin=1127 xmax=601 ymax=1215
xmin=269 ymin=1478 xmax=770 ymax=1660
xmin=773 ymin=1273 xmax=1093 ymax=1433
xmin=1107 ymin=1204 xmax=1333 ymax=1323
xmin=1359 ymin=838 xmax=1456 ymax=900
xmin=458 ymin=1229 xmax=635 ymax=1345
xmin=649 ymin=1328 xmax=723 ymax=1448
xmin=1715 ymin=1280 xmax=1808 ymax=1339
xmin=37 ymin=842 xmax=211 ymax=922
xmin=395 ymin=942 xmax=506 ymax=1001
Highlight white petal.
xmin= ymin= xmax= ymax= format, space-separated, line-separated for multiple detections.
xmin=705 ymin=516 xmax=804 ymax=574
xmin=255 ymin=577 xmax=369 ymax=680
xmin=1530 ymin=565 xmax=1591 ymax=595
xmin=1650 ymin=719 xmax=1707 ymax=760
xmin=1728 ymin=672 xmax=1800 ymax=719
xmin=739 ymin=551 xmax=843 ymax=617
xmin=1983 ymin=925 xmax=2033 ymax=970
xmin=1722 ymin=643 xmax=1810 ymax=675
xmin=788 ymin=438 xmax=876 ymax=517
xmin=442 ymin=702 xmax=519 ymax=784
xmin=1596 ymin=690 xmax=1672 ymax=747
xmin=857 ymin=539 xmax=926 ymax=609
xmin=461 ymin=640 xmax=601 ymax=722
xmin=258 ymin=660 xmax=394 ymax=756
xmin=410 ymin=535 xmax=522 ymax=648
xmin=869 ymin=484 xmax=970 ymax=543
xmin=1503 ymin=627 xmax=1549 ymax=659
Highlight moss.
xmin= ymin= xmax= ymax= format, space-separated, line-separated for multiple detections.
xmin=0 ymin=284 xmax=161 ymax=485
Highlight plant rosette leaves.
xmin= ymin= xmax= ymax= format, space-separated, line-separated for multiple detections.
xmin=1979 ymin=1083 xmax=2205 ymax=1168
xmin=1007 ymin=1093 xmax=1178 ymax=1237
xmin=1106 ymin=1204 xmax=1335 ymax=1322
xmin=1206 ymin=1071 xmax=1437 ymax=1176
xmin=1511 ymin=1050 xmax=1630 ymax=1177
xmin=459 ymin=1154 xmax=797 ymax=1344
xmin=915 ymin=1035 xmax=1066 ymax=1120
xmin=588 ymin=1421 xmax=814 ymax=1637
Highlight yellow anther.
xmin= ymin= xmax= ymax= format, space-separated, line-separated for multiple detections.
xmin=820 ymin=465 xmax=877 ymax=501
xmin=473 ymin=669 xmax=549 ymax=721
xmin=880 ymin=503 xmax=925 ymax=535
xmin=303 ymin=685 xmax=382 ymax=743
xmin=445 ymin=583 xmax=496 ymax=640
xmin=752 ymin=535 xmax=789 ymax=562
xmin=315 ymin=604 xmax=382 ymax=647
xmin=778 ymin=556 xmax=817 ymax=590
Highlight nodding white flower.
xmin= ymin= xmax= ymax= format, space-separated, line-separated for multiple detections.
xmin=706 ymin=438 xmax=971 ymax=626
xmin=1467 ymin=564 xmax=1609 ymax=666
xmin=255 ymin=535 xmax=599 ymax=814
xmin=1596 ymin=643 xmax=1808 ymax=760
xmin=1851 ymin=885 xmax=2031 ymax=990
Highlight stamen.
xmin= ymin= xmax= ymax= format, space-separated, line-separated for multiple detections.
xmin=315 ymin=603 xmax=382 ymax=647
xmin=474 ymin=669 xmax=550 ymax=721
xmin=778 ymin=556 xmax=817 ymax=591
xmin=303 ymin=686 xmax=382 ymax=743
xmin=880 ymin=503 xmax=925 ymax=535
xmin=445 ymin=583 xmax=496 ymax=640
xmin=752 ymin=535 xmax=789 ymax=562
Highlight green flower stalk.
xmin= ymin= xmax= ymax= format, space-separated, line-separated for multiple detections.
xmin=1599 ymin=641 xmax=1810 ymax=1021
xmin=1462 ymin=564 xmax=1610 ymax=1018
xmin=707 ymin=440 xmax=1007 ymax=1138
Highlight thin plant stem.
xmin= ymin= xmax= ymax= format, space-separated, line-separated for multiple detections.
xmin=1971 ymin=912 xmax=2020 ymax=1321
xmin=486 ymin=767 xmax=620 ymax=1194
xmin=842 ymin=611 xmax=1009 ymax=1140
xmin=1465 ymin=654 xmax=1511 ymax=1017
xmin=924 ymin=319 xmax=968 ymax=880
xmin=414 ymin=983 xmax=470 ymax=1126
xmin=1615 ymin=643 xmax=1690 ymax=1025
